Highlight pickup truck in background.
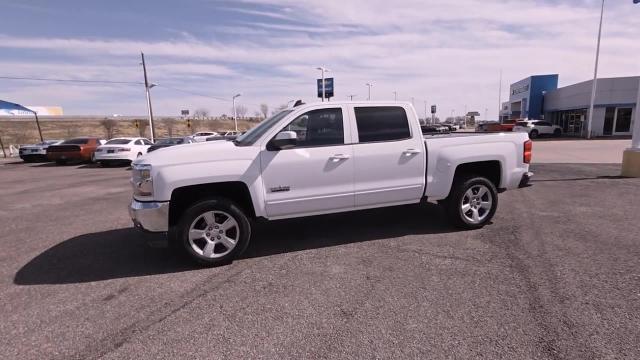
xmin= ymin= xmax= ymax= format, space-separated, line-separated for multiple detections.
xmin=129 ymin=102 xmax=533 ymax=265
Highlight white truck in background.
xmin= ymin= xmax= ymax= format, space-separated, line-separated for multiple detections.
xmin=129 ymin=102 xmax=533 ymax=265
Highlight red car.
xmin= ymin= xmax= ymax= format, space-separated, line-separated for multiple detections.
xmin=47 ymin=137 xmax=105 ymax=164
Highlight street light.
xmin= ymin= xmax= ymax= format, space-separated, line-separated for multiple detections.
xmin=348 ymin=94 xmax=357 ymax=100
xmin=586 ymin=0 xmax=606 ymax=139
xmin=316 ymin=67 xmax=330 ymax=102
xmin=366 ymin=82 xmax=373 ymax=100
xmin=232 ymin=93 xmax=241 ymax=131
xmin=620 ymin=0 xmax=640 ymax=176
xmin=393 ymin=91 xmax=397 ymax=101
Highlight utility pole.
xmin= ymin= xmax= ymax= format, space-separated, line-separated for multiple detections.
xmin=348 ymin=94 xmax=356 ymax=100
xmin=366 ymin=82 xmax=373 ymax=100
xmin=393 ymin=91 xmax=397 ymax=101
xmin=141 ymin=52 xmax=156 ymax=142
xmin=587 ymin=0 xmax=606 ymax=139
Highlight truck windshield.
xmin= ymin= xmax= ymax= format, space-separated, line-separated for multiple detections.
xmin=234 ymin=110 xmax=293 ymax=146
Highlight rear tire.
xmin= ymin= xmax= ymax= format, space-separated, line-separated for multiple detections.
xmin=529 ymin=129 xmax=539 ymax=139
xmin=55 ymin=159 xmax=67 ymax=165
xmin=553 ymin=128 xmax=562 ymax=137
xmin=175 ymin=197 xmax=251 ymax=266
xmin=443 ymin=175 xmax=498 ymax=230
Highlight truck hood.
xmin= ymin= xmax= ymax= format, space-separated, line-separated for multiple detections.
xmin=135 ymin=140 xmax=258 ymax=167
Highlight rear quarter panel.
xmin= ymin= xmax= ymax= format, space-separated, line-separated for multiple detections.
xmin=425 ymin=133 xmax=530 ymax=200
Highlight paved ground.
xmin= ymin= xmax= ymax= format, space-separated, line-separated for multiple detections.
xmin=532 ymin=139 xmax=631 ymax=164
xmin=1 ymin=150 xmax=639 ymax=359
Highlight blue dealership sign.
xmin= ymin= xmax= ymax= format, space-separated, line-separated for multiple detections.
xmin=317 ymin=77 xmax=334 ymax=98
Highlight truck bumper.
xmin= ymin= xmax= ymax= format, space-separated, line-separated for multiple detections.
xmin=519 ymin=171 xmax=534 ymax=188
xmin=129 ymin=199 xmax=169 ymax=232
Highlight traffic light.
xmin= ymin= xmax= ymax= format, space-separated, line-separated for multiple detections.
xmin=134 ymin=120 xmax=139 ymax=129
xmin=187 ymin=119 xmax=192 ymax=129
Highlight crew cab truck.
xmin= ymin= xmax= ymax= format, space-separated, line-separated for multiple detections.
xmin=129 ymin=102 xmax=533 ymax=266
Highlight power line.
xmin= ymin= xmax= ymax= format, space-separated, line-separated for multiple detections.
xmin=0 ymin=75 xmax=142 ymax=85
xmin=158 ymin=84 xmax=230 ymax=102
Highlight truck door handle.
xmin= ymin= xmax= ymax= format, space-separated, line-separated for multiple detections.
xmin=330 ymin=154 xmax=351 ymax=161
xmin=403 ymin=149 xmax=421 ymax=155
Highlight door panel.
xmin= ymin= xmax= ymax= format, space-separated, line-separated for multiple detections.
xmin=351 ymin=106 xmax=426 ymax=207
xmin=261 ymin=146 xmax=354 ymax=217
xmin=260 ymin=107 xmax=354 ymax=218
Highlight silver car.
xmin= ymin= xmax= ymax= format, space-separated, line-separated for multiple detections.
xmin=19 ymin=140 xmax=64 ymax=162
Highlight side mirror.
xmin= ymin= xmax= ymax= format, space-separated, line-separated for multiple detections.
xmin=268 ymin=131 xmax=297 ymax=150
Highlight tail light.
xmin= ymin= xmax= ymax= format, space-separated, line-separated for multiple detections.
xmin=523 ymin=140 xmax=532 ymax=164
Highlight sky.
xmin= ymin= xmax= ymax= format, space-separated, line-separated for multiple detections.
xmin=0 ymin=0 xmax=639 ymax=119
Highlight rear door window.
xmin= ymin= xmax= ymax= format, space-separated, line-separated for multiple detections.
xmin=354 ymin=106 xmax=410 ymax=143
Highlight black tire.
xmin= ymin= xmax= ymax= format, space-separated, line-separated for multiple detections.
xmin=55 ymin=159 xmax=67 ymax=165
xmin=553 ymin=128 xmax=562 ymax=137
xmin=443 ymin=175 xmax=498 ymax=230
xmin=529 ymin=129 xmax=539 ymax=139
xmin=175 ymin=197 xmax=251 ymax=266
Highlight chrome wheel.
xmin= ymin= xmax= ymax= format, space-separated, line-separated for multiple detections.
xmin=188 ymin=210 xmax=240 ymax=258
xmin=460 ymin=184 xmax=493 ymax=224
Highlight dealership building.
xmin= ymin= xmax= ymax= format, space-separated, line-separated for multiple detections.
xmin=501 ymin=74 xmax=639 ymax=137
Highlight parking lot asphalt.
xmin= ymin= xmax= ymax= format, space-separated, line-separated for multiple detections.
xmin=1 ymin=160 xmax=639 ymax=359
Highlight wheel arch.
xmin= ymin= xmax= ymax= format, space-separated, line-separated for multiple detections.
xmin=168 ymin=181 xmax=256 ymax=227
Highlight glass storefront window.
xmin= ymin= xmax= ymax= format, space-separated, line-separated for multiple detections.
xmin=615 ymin=108 xmax=632 ymax=133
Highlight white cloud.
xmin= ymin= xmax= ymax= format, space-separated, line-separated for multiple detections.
xmin=0 ymin=0 xmax=639 ymax=117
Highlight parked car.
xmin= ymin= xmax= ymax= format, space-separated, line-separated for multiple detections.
xmin=205 ymin=131 xmax=245 ymax=142
xmin=421 ymin=125 xmax=448 ymax=134
xmin=129 ymin=101 xmax=533 ymax=266
xmin=147 ymin=137 xmax=194 ymax=153
xmin=46 ymin=137 xmax=105 ymax=164
xmin=94 ymin=137 xmax=153 ymax=166
xmin=190 ymin=132 xmax=218 ymax=142
xmin=476 ymin=122 xmax=514 ymax=132
xmin=513 ymin=120 xmax=562 ymax=139
xmin=18 ymin=140 xmax=63 ymax=162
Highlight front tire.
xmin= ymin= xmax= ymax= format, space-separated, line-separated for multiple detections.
xmin=529 ymin=129 xmax=539 ymax=139
xmin=443 ymin=175 xmax=498 ymax=229
xmin=553 ymin=128 xmax=562 ymax=137
xmin=176 ymin=198 xmax=251 ymax=266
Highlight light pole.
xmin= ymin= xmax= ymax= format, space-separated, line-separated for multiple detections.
xmin=232 ymin=93 xmax=241 ymax=131
xmin=141 ymin=52 xmax=156 ymax=142
xmin=348 ymin=94 xmax=357 ymax=100
xmin=621 ymin=0 xmax=640 ymax=176
xmin=393 ymin=91 xmax=397 ymax=101
xmin=316 ymin=67 xmax=330 ymax=102
xmin=424 ymin=101 xmax=428 ymax=124
xmin=586 ymin=0 xmax=606 ymax=139
xmin=366 ymin=82 xmax=373 ymax=100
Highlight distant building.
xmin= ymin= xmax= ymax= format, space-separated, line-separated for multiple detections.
xmin=544 ymin=76 xmax=638 ymax=137
xmin=502 ymin=75 xmax=638 ymax=137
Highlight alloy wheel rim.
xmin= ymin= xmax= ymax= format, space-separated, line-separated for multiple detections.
xmin=188 ymin=210 xmax=240 ymax=258
xmin=460 ymin=185 xmax=492 ymax=224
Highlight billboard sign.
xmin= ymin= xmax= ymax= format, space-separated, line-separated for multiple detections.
xmin=181 ymin=109 xmax=189 ymax=116
xmin=431 ymin=105 xmax=437 ymax=114
xmin=317 ymin=78 xmax=334 ymax=98
xmin=0 ymin=105 xmax=63 ymax=116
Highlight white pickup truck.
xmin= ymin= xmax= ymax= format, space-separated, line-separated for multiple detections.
xmin=129 ymin=102 xmax=533 ymax=265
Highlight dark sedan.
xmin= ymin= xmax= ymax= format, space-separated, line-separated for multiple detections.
xmin=147 ymin=137 xmax=193 ymax=153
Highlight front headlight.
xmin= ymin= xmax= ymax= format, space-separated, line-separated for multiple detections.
xmin=131 ymin=163 xmax=153 ymax=197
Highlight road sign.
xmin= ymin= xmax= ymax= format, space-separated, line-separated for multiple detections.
xmin=431 ymin=105 xmax=437 ymax=114
xmin=181 ymin=109 xmax=189 ymax=116
xmin=317 ymin=77 xmax=334 ymax=98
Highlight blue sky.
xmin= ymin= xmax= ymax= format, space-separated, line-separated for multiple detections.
xmin=0 ymin=0 xmax=639 ymax=117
